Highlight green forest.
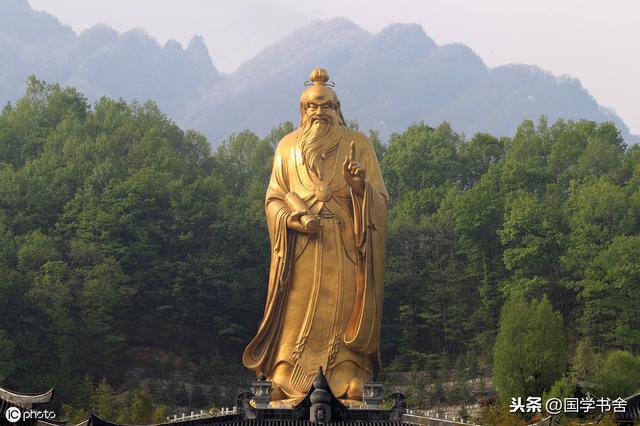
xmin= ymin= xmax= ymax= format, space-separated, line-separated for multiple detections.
xmin=1 ymin=78 xmax=639 ymax=423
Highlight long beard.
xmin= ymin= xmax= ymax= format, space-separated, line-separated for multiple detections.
xmin=297 ymin=118 xmax=341 ymax=178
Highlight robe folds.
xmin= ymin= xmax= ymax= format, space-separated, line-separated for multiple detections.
xmin=242 ymin=127 xmax=388 ymax=399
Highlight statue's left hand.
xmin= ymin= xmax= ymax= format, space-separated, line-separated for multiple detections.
xmin=342 ymin=141 xmax=366 ymax=197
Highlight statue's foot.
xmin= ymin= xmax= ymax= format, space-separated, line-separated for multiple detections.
xmin=346 ymin=376 xmax=363 ymax=401
xmin=270 ymin=362 xmax=307 ymax=401
xmin=269 ymin=398 xmax=302 ymax=408
xmin=339 ymin=398 xmax=364 ymax=407
xmin=270 ymin=381 xmax=287 ymax=401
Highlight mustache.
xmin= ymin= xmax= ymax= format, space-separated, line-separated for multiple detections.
xmin=311 ymin=115 xmax=330 ymax=124
xmin=304 ymin=113 xmax=333 ymax=127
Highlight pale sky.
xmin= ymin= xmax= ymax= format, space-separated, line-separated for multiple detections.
xmin=28 ymin=0 xmax=640 ymax=136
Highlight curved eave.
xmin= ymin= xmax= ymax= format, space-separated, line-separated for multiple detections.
xmin=87 ymin=413 xmax=117 ymax=426
xmin=625 ymin=391 xmax=640 ymax=401
xmin=0 ymin=386 xmax=55 ymax=408
xmin=35 ymin=420 xmax=68 ymax=426
xmin=615 ymin=391 xmax=640 ymax=421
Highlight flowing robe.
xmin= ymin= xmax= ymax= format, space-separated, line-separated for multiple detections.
xmin=242 ymin=127 xmax=388 ymax=399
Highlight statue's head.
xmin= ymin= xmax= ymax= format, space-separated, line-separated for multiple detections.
xmin=299 ymin=68 xmax=345 ymax=129
xmin=297 ymin=68 xmax=346 ymax=175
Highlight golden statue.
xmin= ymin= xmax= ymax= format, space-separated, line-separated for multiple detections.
xmin=243 ymin=68 xmax=388 ymax=403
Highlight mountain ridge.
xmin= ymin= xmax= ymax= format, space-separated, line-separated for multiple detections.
xmin=1 ymin=0 xmax=637 ymax=145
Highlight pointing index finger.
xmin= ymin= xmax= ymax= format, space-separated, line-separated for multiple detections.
xmin=349 ymin=141 xmax=356 ymax=162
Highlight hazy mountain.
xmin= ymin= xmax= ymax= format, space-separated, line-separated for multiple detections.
xmin=0 ymin=0 xmax=75 ymax=95
xmin=185 ymin=18 xmax=637 ymax=144
xmin=0 ymin=0 xmax=219 ymax=119
xmin=2 ymin=0 xmax=637 ymax=145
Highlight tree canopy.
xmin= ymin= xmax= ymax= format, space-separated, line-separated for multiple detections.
xmin=1 ymin=78 xmax=640 ymax=412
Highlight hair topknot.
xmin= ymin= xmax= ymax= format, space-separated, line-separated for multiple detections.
xmin=309 ymin=68 xmax=330 ymax=86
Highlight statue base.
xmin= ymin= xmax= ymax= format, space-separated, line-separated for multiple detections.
xmin=86 ymin=368 xmax=407 ymax=426
xmin=236 ymin=367 xmax=406 ymax=424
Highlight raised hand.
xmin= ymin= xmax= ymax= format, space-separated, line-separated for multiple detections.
xmin=342 ymin=141 xmax=366 ymax=197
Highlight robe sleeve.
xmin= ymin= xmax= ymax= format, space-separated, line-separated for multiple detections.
xmin=242 ymin=142 xmax=295 ymax=375
xmin=344 ymin=138 xmax=389 ymax=368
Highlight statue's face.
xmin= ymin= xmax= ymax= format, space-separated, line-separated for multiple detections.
xmin=301 ymin=87 xmax=340 ymax=129
xmin=297 ymin=87 xmax=342 ymax=174
xmin=304 ymin=98 xmax=338 ymax=127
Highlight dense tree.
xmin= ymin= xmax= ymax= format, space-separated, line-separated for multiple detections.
xmin=1 ymin=78 xmax=640 ymax=414
xmin=0 ymin=330 xmax=14 ymax=383
xmin=499 ymin=190 xmax=565 ymax=301
xmin=129 ymin=387 xmax=155 ymax=424
xmin=493 ymin=296 xmax=566 ymax=401
xmin=92 ymin=378 xmax=122 ymax=421
xmin=382 ymin=122 xmax=462 ymax=203
xmin=595 ymin=351 xmax=640 ymax=398
xmin=580 ymin=236 xmax=640 ymax=351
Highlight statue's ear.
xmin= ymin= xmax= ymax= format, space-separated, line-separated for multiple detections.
xmin=299 ymin=102 xmax=306 ymax=128
xmin=336 ymin=101 xmax=346 ymax=126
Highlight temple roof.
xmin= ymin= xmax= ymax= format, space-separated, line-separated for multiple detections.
xmin=615 ymin=391 xmax=640 ymax=423
xmin=0 ymin=386 xmax=55 ymax=409
xmin=86 ymin=412 xmax=407 ymax=426
xmin=85 ymin=368 xmax=408 ymax=426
